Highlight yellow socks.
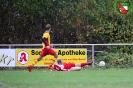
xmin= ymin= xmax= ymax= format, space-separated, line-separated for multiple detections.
xmin=31 ymin=58 xmax=40 ymax=67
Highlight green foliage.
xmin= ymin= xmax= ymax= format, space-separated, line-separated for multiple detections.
xmin=1 ymin=0 xmax=133 ymax=44
xmin=77 ymin=0 xmax=133 ymax=43
xmin=95 ymin=51 xmax=133 ymax=68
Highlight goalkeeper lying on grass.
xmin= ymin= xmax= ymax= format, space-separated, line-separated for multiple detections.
xmin=48 ymin=58 xmax=93 ymax=71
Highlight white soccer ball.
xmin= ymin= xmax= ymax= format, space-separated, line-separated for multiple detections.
xmin=99 ymin=61 xmax=105 ymax=67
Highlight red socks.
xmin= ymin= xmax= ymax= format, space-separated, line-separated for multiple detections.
xmin=81 ymin=63 xmax=89 ymax=67
xmin=80 ymin=61 xmax=93 ymax=67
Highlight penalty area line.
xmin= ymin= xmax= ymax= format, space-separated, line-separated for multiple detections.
xmin=0 ymin=81 xmax=12 ymax=88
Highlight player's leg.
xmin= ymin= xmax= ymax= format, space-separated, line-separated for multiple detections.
xmin=51 ymin=53 xmax=58 ymax=64
xmin=31 ymin=55 xmax=44 ymax=66
xmin=28 ymin=48 xmax=46 ymax=72
xmin=47 ymin=48 xmax=58 ymax=69
xmin=48 ymin=54 xmax=58 ymax=70
xmin=76 ymin=60 xmax=93 ymax=67
xmin=70 ymin=67 xmax=81 ymax=71
xmin=64 ymin=63 xmax=81 ymax=71
xmin=48 ymin=48 xmax=58 ymax=65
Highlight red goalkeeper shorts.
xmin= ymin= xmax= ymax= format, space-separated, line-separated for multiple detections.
xmin=63 ymin=62 xmax=76 ymax=69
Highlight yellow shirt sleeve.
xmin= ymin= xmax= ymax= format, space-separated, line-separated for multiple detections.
xmin=42 ymin=33 xmax=49 ymax=38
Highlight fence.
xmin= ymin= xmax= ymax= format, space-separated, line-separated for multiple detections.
xmin=0 ymin=43 xmax=133 ymax=68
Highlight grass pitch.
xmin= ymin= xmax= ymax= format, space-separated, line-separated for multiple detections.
xmin=0 ymin=68 xmax=133 ymax=88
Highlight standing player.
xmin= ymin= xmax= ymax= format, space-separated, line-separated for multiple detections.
xmin=51 ymin=58 xmax=93 ymax=71
xmin=28 ymin=24 xmax=58 ymax=72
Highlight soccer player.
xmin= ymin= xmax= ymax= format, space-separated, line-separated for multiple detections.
xmin=28 ymin=24 xmax=58 ymax=72
xmin=51 ymin=58 xmax=93 ymax=71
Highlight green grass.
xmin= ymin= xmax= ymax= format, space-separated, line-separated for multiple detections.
xmin=0 ymin=68 xmax=133 ymax=88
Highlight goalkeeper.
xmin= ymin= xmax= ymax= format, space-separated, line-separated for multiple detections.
xmin=50 ymin=58 xmax=93 ymax=71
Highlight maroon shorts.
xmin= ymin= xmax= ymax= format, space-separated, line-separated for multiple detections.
xmin=40 ymin=48 xmax=56 ymax=56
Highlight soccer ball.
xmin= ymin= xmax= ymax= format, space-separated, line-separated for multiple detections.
xmin=99 ymin=61 xmax=105 ymax=67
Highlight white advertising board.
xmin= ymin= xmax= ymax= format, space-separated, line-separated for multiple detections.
xmin=0 ymin=49 xmax=16 ymax=67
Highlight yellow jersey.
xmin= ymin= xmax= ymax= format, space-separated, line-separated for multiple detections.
xmin=42 ymin=32 xmax=50 ymax=48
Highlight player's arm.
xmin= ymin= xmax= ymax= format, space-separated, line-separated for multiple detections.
xmin=42 ymin=38 xmax=48 ymax=46
xmin=42 ymin=33 xmax=50 ymax=48
xmin=61 ymin=69 xmax=69 ymax=71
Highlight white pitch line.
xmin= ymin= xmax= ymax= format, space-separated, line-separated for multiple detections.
xmin=0 ymin=81 xmax=12 ymax=88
